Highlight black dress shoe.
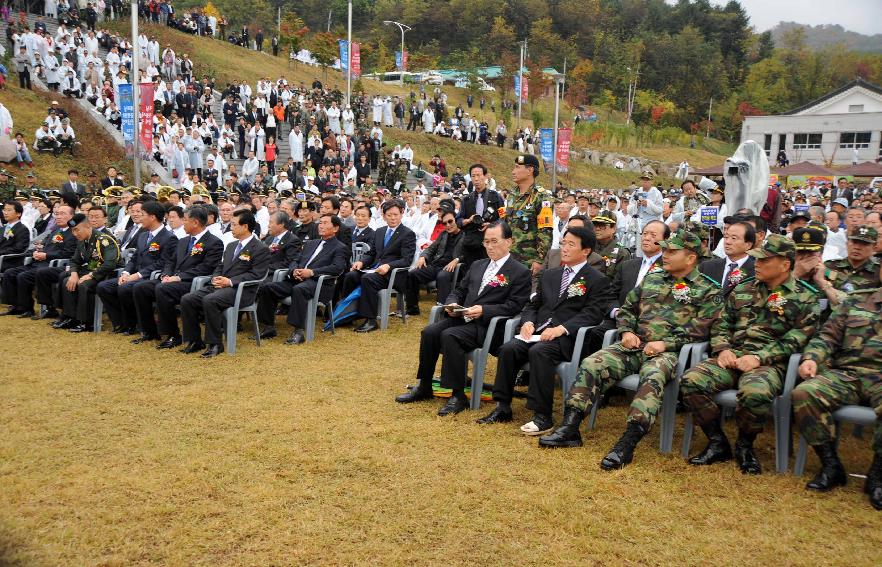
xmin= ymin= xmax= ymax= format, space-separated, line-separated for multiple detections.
xmin=870 ymin=485 xmax=882 ymax=511
xmin=16 ymin=310 xmax=35 ymax=318
xmin=33 ymin=309 xmax=58 ymax=320
xmin=2 ymin=308 xmax=23 ymax=316
xmin=69 ymin=323 xmax=94 ymax=333
xmin=476 ymin=405 xmax=513 ymax=424
xmin=52 ymin=317 xmax=75 ymax=329
xmin=254 ymin=327 xmax=277 ymax=340
xmin=121 ymin=327 xmax=138 ymax=336
xmin=395 ymin=386 xmax=434 ymax=403
xmin=200 ymin=344 xmax=224 ymax=358
xmin=179 ymin=341 xmax=206 ymax=354
xmin=131 ymin=334 xmax=160 ymax=344
xmin=156 ymin=336 xmax=183 ymax=349
xmin=111 ymin=326 xmax=127 ymax=334
xmin=354 ymin=319 xmax=379 ymax=333
xmin=437 ymin=396 xmax=469 ymax=416
xmin=406 ymin=307 xmax=420 ymax=316
xmin=285 ymin=329 xmax=306 ymax=345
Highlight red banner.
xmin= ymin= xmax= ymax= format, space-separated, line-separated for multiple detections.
xmin=402 ymin=50 xmax=408 ymax=72
xmin=351 ymin=42 xmax=361 ymax=79
xmin=556 ymin=128 xmax=572 ymax=173
xmin=139 ymin=83 xmax=154 ymax=156
xmin=521 ymin=77 xmax=528 ymax=103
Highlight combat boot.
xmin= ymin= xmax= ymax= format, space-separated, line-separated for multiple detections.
xmin=600 ymin=421 xmax=647 ymax=470
xmin=865 ymin=453 xmax=882 ymax=511
xmin=538 ymin=407 xmax=585 ymax=448
xmin=688 ymin=421 xmax=732 ymax=466
xmin=734 ymin=430 xmax=762 ymax=475
xmin=805 ymin=442 xmax=847 ymax=491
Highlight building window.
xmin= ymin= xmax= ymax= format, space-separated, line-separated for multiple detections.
xmin=793 ymin=133 xmax=822 ymax=149
xmin=848 ymin=104 xmax=864 ymax=113
xmin=839 ymin=132 xmax=871 ymax=149
xmin=763 ymin=134 xmax=772 ymax=156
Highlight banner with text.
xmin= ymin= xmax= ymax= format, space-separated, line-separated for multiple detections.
xmin=539 ymin=128 xmax=554 ymax=170
xmin=395 ymin=50 xmax=408 ymax=71
xmin=351 ymin=42 xmax=361 ymax=78
xmin=339 ymin=39 xmax=349 ymax=70
xmin=514 ymin=76 xmax=529 ymax=103
xmin=119 ymin=83 xmax=134 ymax=158
xmin=556 ymin=128 xmax=572 ymax=173
xmin=139 ymin=83 xmax=154 ymax=157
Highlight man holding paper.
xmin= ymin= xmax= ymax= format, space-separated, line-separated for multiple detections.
xmin=395 ymin=222 xmax=531 ymax=416
xmin=478 ymin=226 xmax=611 ymax=431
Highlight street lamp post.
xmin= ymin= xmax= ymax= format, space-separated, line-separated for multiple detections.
xmin=551 ymin=74 xmax=564 ymax=192
xmin=346 ymin=0 xmax=352 ymax=103
xmin=383 ymin=20 xmax=411 ymax=86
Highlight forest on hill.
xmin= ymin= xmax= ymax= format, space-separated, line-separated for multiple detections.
xmin=178 ymin=0 xmax=882 ymax=141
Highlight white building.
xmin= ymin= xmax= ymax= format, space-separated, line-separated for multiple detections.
xmin=741 ymin=79 xmax=882 ymax=166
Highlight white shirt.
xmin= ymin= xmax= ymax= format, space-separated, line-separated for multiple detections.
xmin=304 ymin=238 xmax=327 ymax=268
xmin=721 ymin=255 xmax=750 ymax=285
xmin=478 ymin=254 xmax=510 ymax=293
xmin=636 ymin=252 xmax=662 ymax=288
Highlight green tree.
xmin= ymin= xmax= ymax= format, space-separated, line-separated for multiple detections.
xmin=486 ymin=16 xmax=516 ymax=58
xmin=373 ymin=42 xmax=395 ymax=74
xmin=309 ymin=32 xmax=340 ymax=79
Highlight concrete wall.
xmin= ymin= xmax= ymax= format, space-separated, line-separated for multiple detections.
xmin=741 ymin=112 xmax=882 ymax=165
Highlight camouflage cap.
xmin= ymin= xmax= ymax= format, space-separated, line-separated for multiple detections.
xmin=748 ymin=233 xmax=796 ymax=259
xmin=793 ymin=225 xmax=826 ymax=251
xmin=847 ymin=225 xmax=878 ymax=244
xmin=591 ymin=210 xmax=618 ymax=225
xmin=659 ymin=229 xmax=703 ymax=254
xmin=682 ymin=220 xmax=709 ymax=241
xmin=639 ymin=170 xmax=654 ymax=180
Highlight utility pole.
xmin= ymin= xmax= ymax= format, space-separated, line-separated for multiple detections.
xmin=706 ymin=97 xmax=713 ymax=139
xmin=131 ymin=7 xmax=140 ymax=186
xmin=516 ymin=40 xmax=525 ymax=130
xmin=383 ymin=20 xmax=411 ymax=86
xmin=346 ymin=0 xmax=352 ymax=103
xmin=551 ymin=75 xmax=562 ymax=192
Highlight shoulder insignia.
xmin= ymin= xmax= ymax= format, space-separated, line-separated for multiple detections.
xmin=700 ymin=273 xmax=721 ymax=288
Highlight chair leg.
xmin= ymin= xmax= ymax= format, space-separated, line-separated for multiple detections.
xmin=305 ymin=299 xmax=316 ymax=342
xmin=659 ymin=378 xmax=678 ymax=453
xmin=469 ymin=351 xmax=485 ymax=410
xmin=794 ymin=435 xmax=809 ymax=476
xmin=93 ymin=297 xmax=103 ymax=333
xmin=773 ymin=398 xmax=790 ymax=474
xmin=252 ymin=311 xmax=261 ymax=347
xmin=587 ymin=397 xmax=601 ymax=430
xmin=225 ymin=309 xmax=236 ymax=355
xmin=681 ymin=413 xmax=695 ymax=459
xmin=328 ymin=301 xmax=335 ymax=335
xmin=379 ymin=291 xmax=389 ymax=330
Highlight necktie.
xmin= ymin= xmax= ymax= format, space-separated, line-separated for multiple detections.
xmin=475 ymin=192 xmax=484 ymax=216
xmin=559 ymin=266 xmax=573 ymax=297
xmin=723 ymin=262 xmax=738 ymax=287
xmin=383 ymin=228 xmax=393 ymax=248
xmin=186 ymin=236 xmax=196 ymax=254
xmin=478 ymin=261 xmax=497 ymax=294
xmin=234 ymin=241 xmax=243 ymax=258
xmin=558 ymin=220 xmax=564 ymax=232
xmin=271 ymin=236 xmax=280 ymax=246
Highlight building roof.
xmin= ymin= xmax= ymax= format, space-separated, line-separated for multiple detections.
xmin=781 ymin=78 xmax=882 ymax=116
xmin=436 ymin=66 xmax=561 ymax=81
xmin=770 ymin=161 xmax=835 ymax=176
xmin=832 ymin=161 xmax=882 ymax=177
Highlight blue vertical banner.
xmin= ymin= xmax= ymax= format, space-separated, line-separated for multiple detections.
xmin=514 ymin=76 xmax=520 ymax=100
xmin=539 ymin=128 xmax=554 ymax=169
xmin=395 ymin=51 xmax=402 ymax=71
xmin=119 ymin=83 xmax=135 ymax=158
xmin=339 ymin=39 xmax=349 ymax=70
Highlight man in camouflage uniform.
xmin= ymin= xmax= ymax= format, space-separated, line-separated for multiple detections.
xmin=816 ymin=226 xmax=880 ymax=307
xmin=792 ymin=266 xmax=882 ymax=510
xmin=0 ymin=169 xmax=17 ymax=205
xmin=680 ymin=235 xmax=820 ymax=474
xmin=592 ymin=210 xmax=631 ymax=279
xmin=507 ymin=154 xmax=552 ymax=282
xmin=673 ymin=179 xmax=709 ymax=223
xmin=791 ymin=224 xmax=827 ymax=298
xmin=384 ymin=158 xmax=408 ymax=194
xmin=539 ymin=230 xmax=721 ymax=471
xmin=55 ymin=213 xmax=122 ymax=333
xmin=682 ymin=220 xmax=713 ymax=260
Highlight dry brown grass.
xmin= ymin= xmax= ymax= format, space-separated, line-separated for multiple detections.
xmin=1 ymin=301 xmax=881 ymax=565
xmin=0 ymin=83 xmax=132 ymax=188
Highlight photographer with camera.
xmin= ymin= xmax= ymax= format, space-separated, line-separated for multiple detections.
xmin=627 ymin=171 xmax=664 ymax=235
xmin=459 ymin=163 xmax=504 ymax=266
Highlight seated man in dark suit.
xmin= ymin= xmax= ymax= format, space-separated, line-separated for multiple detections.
xmin=131 ymin=206 xmax=224 ymax=349
xmin=395 ymin=221 xmax=531 ymax=414
xmin=350 ymin=206 xmax=375 ymax=251
xmin=319 ymin=196 xmax=352 ymax=247
xmin=586 ymin=220 xmax=669 ymax=354
xmin=342 ymin=199 xmax=416 ymax=333
xmin=0 ymin=201 xmax=32 ymax=274
xmin=478 ymin=226 xmax=612 ymax=431
xmin=255 ymin=214 xmax=350 ymax=344
xmin=700 ymin=218 xmax=756 ymax=293
xmin=179 ymin=210 xmax=271 ymax=357
xmin=405 ymin=209 xmax=464 ymax=316
xmin=2 ymin=203 xmax=76 ymax=317
xmin=97 ymin=200 xmax=178 ymax=337
xmin=262 ymin=211 xmax=301 ymax=271
xmin=542 ymin=214 xmax=606 ymax=274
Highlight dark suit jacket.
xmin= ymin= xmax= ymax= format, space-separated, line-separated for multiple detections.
xmin=125 ymin=227 xmax=178 ymax=278
xmin=336 ymin=223 xmax=353 ymax=248
xmin=520 ymin=263 xmax=612 ymax=355
xmin=293 ymin=237 xmax=350 ymax=278
xmin=101 ymin=176 xmax=123 ymax=189
xmin=350 ymin=225 xmax=375 ymax=248
xmin=0 ymin=222 xmax=31 ymax=256
xmin=460 ymin=188 xmax=504 ymax=247
xmin=62 ymin=181 xmax=84 ymax=195
xmin=446 ymin=256 xmax=531 ymax=333
xmin=700 ymin=256 xmax=755 ymax=291
xmin=421 ymin=230 xmax=464 ymax=266
xmin=609 ymin=256 xmax=664 ymax=312
xmin=361 ymin=224 xmax=416 ymax=269
xmin=165 ymin=231 xmax=224 ymax=281
xmin=216 ymin=237 xmax=271 ymax=285
xmin=263 ymin=230 xmax=302 ymax=271
xmin=40 ymin=227 xmax=78 ymax=261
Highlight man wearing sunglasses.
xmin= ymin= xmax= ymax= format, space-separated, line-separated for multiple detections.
xmin=404 ymin=209 xmax=464 ymax=316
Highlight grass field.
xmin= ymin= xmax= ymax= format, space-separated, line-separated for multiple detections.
xmin=1 ymin=303 xmax=880 ymax=565
xmin=0 ymin=84 xmax=132 ymax=188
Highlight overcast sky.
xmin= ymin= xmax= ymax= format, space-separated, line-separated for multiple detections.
xmin=709 ymin=0 xmax=882 ymax=35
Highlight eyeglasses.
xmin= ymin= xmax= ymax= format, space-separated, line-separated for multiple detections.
xmin=444 ymin=219 xmax=456 ymax=225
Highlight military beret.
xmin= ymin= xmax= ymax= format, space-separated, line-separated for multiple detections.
xmin=659 ymin=230 xmax=703 ymax=254
xmin=748 ymin=234 xmax=796 ymax=259
xmin=68 ymin=213 xmax=87 ymax=227
xmin=515 ymin=154 xmax=540 ymax=170
xmin=793 ymin=226 xmax=826 ymax=251
xmin=847 ymin=225 xmax=878 ymax=244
